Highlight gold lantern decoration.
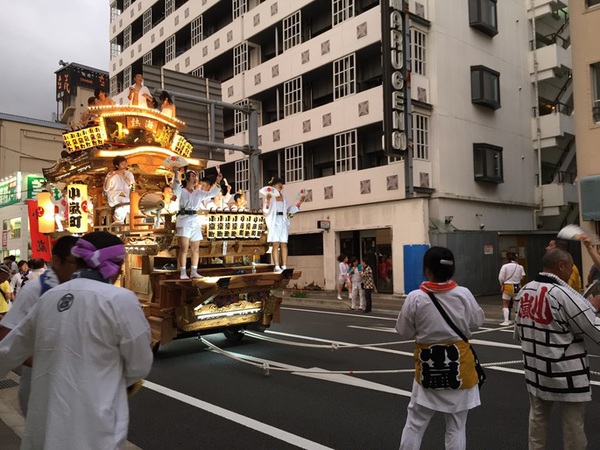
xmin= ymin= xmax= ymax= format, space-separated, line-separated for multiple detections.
xmin=37 ymin=191 xmax=55 ymax=233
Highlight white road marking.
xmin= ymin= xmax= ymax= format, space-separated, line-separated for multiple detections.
xmin=470 ymin=339 xmax=521 ymax=350
xmin=143 ymin=380 xmax=334 ymax=450
xmin=281 ymin=306 xmax=396 ymax=321
xmin=347 ymin=325 xmax=397 ymax=333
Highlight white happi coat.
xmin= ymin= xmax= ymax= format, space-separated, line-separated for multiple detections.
xmin=396 ymin=286 xmax=485 ymax=413
xmin=104 ymin=170 xmax=135 ymax=207
xmin=0 ymin=278 xmax=153 ymax=450
xmin=172 ymin=180 xmax=220 ymax=232
xmin=263 ymin=195 xmax=299 ymax=243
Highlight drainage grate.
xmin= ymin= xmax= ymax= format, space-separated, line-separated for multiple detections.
xmin=0 ymin=379 xmax=18 ymax=390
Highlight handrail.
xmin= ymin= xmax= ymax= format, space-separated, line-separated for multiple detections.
xmin=549 ymin=135 xmax=576 ymax=183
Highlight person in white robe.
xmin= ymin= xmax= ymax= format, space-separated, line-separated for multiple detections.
xmin=0 ymin=235 xmax=79 ymax=416
xmin=0 ymin=231 xmax=152 ymax=450
xmin=104 ymin=155 xmax=135 ymax=224
xmin=172 ymin=169 xmax=222 ymax=279
xmin=396 ymin=246 xmax=484 ymax=450
xmin=261 ymin=178 xmax=304 ymax=272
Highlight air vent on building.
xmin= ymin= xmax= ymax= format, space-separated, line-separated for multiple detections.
xmin=420 ymin=172 xmax=430 ymax=188
xmin=415 ymin=3 xmax=425 ymax=18
xmin=387 ymin=175 xmax=399 ymax=190
xmin=324 ymin=186 xmax=333 ymax=200
xmin=0 ymin=379 xmax=18 ymax=390
xmin=304 ymin=189 xmax=313 ymax=202
xmin=360 ymin=180 xmax=371 ymax=194
xmin=417 ymin=87 xmax=427 ymax=102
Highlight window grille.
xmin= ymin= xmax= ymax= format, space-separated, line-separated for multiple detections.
xmin=335 ymin=130 xmax=357 ymax=173
xmin=285 ymin=145 xmax=304 ymax=182
xmin=333 ymin=53 xmax=356 ymax=100
xmin=332 ymin=0 xmax=354 ymax=26
xmin=283 ymin=11 xmax=301 ymax=51
xmin=283 ymin=77 xmax=302 ymax=117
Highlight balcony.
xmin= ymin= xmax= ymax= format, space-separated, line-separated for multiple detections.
xmin=528 ymin=0 xmax=569 ymax=20
xmin=529 ymin=40 xmax=571 ymax=82
xmin=539 ymin=176 xmax=578 ymax=217
xmin=532 ymin=103 xmax=575 ymax=149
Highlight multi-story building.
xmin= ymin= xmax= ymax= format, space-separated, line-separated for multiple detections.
xmin=571 ymin=0 xmax=600 ymax=277
xmin=0 ymin=113 xmax=64 ymax=259
xmin=107 ymin=0 xmax=575 ymax=294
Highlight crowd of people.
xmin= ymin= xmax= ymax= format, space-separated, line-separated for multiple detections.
xmin=392 ymin=234 xmax=600 ymax=449
xmin=0 ymin=232 xmax=152 ymax=448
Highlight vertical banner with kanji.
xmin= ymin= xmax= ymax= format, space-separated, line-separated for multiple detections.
xmin=67 ymin=184 xmax=88 ymax=233
xmin=27 ymin=199 xmax=52 ymax=261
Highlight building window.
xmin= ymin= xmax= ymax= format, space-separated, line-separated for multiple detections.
xmin=233 ymin=42 xmax=248 ymax=76
xmin=413 ymin=113 xmax=429 ymax=160
xmin=233 ymin=0 xmax=248 ymax=20
xmin=143 ymin=9 xmax=152 ymax=35
xmin=165 ymin=35 xmax=176 ymax=63
xmin=191 ymin=15 xmax=203 ymax=46
xmin=587 ymin=0 xmax=600 ymax=7
xmin=283 ymin=11 xmax=301 ymax=51
xmin=335 ymin=129 xmax=357 ymax=173
xmin=192 ymin=66 xmax=204 ymax=78
xmin=592 ymin=63 xmax=600 ymax=122
xmin=468 ymin=0 xmax=498 ymax=37
xmin=471 ymin=65 xmax=501 ymax=110
xmin=110 ymin=2 xmax=121 ymax=22
xmin=110 ymin=39 xmax=121 ymax=59
xmin=143 ymin=52 xmax=152 ymax=66
xmin=284 ymin=76 xmax=302 ymax=117
xmin=110 ymin=76 xmax=118 ymax=97
xmin=474 ymin=143 xmax=503 ymax=183
xmin=124 ymin=0 xmax=132 ymax=10
xmin=288 ymin=233 xmax=324 ymax=256
xmin=411 ymin=28 xmax=427 ymax=76
xmin=165 ymin=0 xmax=175 ymax=17
xmin=235 ymin=159 xmax=249 ymax=193
xmin=234 ymin=99 xmax=249 ymax=134
xmin=332 ymin=0 xmax=354 ymax=26
xmin=124 ymin=25 xmax=132 ymax=49
xmin=285 ymin=144 xmax=304 ymax=182
xmin=123 ymin=67 xmax=132 ymax=91
xmin=333 ymin=54 xmax=356 ymax=100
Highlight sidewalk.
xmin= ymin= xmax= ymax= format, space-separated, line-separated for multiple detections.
xmin=280 ymin=289 xmax=505 ymax=322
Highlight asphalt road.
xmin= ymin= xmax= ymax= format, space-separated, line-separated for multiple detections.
xmin=127 ymin=305 xmax=600 ymax=449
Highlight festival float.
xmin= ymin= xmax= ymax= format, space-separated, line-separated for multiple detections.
xmin=40 ymin=105 xmax=298 ymax=352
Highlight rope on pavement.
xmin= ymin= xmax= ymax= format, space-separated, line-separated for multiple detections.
xmin=243 ymin=330 xmax=414 ymax=349
xmin=200 ymin=337 xmax=415 ymax=376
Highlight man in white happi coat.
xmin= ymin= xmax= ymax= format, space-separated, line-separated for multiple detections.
xmin=0 ymin=231 xmax=153 ymax=450
xmin=172 ymin=169 xmax=222 ymax=279
xmin=104 ymin=155 xmax=135 ymax=224
xmin=0 ymin=235 xmax=79 ymax=416
xmin=514 ymin=248 xmax=600 ymax=449
xmin=262 ymin=178 xmax=304 ymax=272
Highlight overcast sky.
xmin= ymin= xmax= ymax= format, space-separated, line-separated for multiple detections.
xmin=0 ymin=0 xmax=109 ymax=121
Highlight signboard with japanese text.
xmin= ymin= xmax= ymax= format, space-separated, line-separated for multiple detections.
xmin=67 ymin=184 xmax=89 ymax=233
xmin=0 ymin=176 xmax=19 ymax=207
xmin=56 ymin=65 xmax=108 ymax=101
xmin=26 ymin=175 xmax=46 ymax=200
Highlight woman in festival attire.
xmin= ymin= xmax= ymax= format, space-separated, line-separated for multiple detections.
xmin=159 ymin=91 xmax=176 ymax=118
xmin=395 ymin=246 xmax=484 ymax=450
xmin=172 ymin=168 xmax=222 ymax=279
xmin=497 ymin=251 xmax=526 ymax=326
xmin=262 ymin=178 xmax=304 ymax=272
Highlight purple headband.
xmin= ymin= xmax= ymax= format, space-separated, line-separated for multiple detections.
xmin=71 ymin=239 xmax=126 ymax=280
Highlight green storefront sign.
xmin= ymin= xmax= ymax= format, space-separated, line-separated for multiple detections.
xmin=0 ymin=174 xmax=47 ymax=207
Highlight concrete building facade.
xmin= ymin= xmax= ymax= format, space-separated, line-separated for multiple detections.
xmin=107 ymin=0 xmax=574 ymax=294
xmin=571 ymin=0 xmax=600 ymax=277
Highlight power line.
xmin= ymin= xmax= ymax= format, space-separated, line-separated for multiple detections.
xmin=0 ymin=145 xmax=58 ymax=163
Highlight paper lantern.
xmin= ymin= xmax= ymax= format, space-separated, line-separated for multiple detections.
xmin=37 ymin=191 xmax=55 ymax=233
xmin=67 ymin=184 xmax=88 ymax=233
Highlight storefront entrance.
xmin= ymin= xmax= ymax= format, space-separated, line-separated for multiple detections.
xmin=339 ymin=228 xmax=393 ymax=293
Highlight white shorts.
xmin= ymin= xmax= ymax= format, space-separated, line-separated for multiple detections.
xmin=176 ymin=215 xmax=203 ymax=241
xmin=267 ymin=215 xmax=289 ymax=243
